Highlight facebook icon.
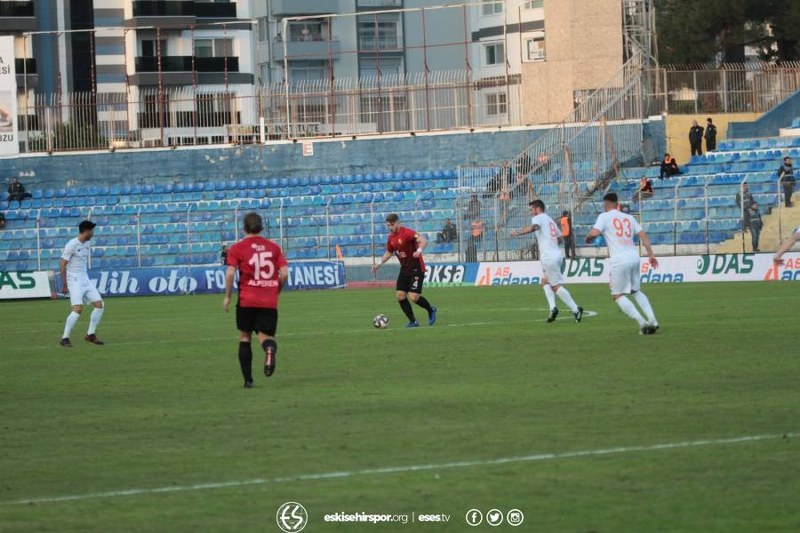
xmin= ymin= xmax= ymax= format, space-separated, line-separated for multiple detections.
xmin=466 ymin=509 xmax=483 ymax=526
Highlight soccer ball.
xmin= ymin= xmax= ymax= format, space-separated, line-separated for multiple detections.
xmin=373 ymin=314 xmax=389 ymax=329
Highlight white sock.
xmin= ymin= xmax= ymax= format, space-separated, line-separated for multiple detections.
xmin=556 ymin=287 xmax=579 ymax=313
xmin=63 ymin=311 xmax=81 ymax=339
xmin=88 ymin=307 xmax=105 ymax=335
xmin=633 ymin=291 xmax=657 ymax=325
xmin=616 ymin=296 xmax=646 ymax=327
xmin=543 ymin=285 xmax=556 ymax=310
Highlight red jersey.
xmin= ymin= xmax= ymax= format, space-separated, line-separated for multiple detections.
xmin=387 ymin=226 xmax=425 ymax=273
xmin=227 ymin=236 xmax=288 ymax=309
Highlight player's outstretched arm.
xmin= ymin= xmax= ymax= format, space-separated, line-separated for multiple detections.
xmin=223 ymin=265 xmax=236 ymax=312
xmin=774 ymin=232 xmax=800 ymax=264
xmin=585 ymin=228 xmax=602 ymax=244
xmin=372 ymin=251 xmax=393 ymax=274
xmin=511 ymin=225 xmax=537 ymax=237
xmin=638 ymin=231 xmax=659 ymax=268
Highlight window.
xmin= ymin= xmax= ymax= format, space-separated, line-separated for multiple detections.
xmin=482 ymin=0 xmax=503 ymax=15
xmin=140 ymin=39 xmax=167 ymax=57
xmin=194 ymin=38 xmax=233 ymax=58
xmin=525 ymin=36 xmax=545 ymax=61
xmin=288 ymin=20 xmax=324 ymax=42
xmin=357 ymin=20 xmax=400 ymax=50
xmin=524 ymin=0 xmax=543 ymax=8
xmin=258 ymin=17 xmax=268 ymax=42
xmin=486 ymin=92 xmax=507 ymax=116
xmin=290 ymin=62 xmax=327 ymax=82
xmin=484 ymin=43 xmax=504 ymax=66
xmin=196 ymin=93 xmax=233 ymax=127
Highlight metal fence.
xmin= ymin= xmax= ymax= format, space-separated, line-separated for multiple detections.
xmin=642 ymin=62 xmax=800 ymax=116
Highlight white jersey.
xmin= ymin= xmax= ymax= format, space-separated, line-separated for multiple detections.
xmin=531 ymin=213 xmax=564 ymax=263
xmin=61 ymin=237 xmax=91 ymax=281
xmin=592 ymin=209 xmax=642 ymax=266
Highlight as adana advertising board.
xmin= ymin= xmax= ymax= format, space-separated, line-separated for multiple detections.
xmin=426 ymin=253 xmax=800 ymax=287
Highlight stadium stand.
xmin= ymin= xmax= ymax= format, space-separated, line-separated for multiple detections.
xmin=1 ymin=133 xmax=797 ymax=271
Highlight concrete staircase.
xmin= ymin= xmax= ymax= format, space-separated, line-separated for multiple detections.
xmin=714 ymin=204 xmax=800 ymax=253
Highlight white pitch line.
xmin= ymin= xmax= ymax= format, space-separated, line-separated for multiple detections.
xmin=2 ymin=432 xmax=794 ymax=507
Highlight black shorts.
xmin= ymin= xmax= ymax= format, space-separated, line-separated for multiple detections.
xmin=236 ymin=306 xmax=278 ymax=336
xmin=396 ymin=270 xmax=424 ymax=294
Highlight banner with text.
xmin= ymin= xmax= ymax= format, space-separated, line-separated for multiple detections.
xmin=473 ymin=253 xmax=800 ymax=286
xmin=0 ymin=271 xmax=51 ymax=299
xmin=0 ymin=36 xmax=19 ymax=157
xmin=54 ymin=262 xmax=346 ymax=297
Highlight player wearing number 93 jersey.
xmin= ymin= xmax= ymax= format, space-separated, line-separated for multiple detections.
xmin=224 ymin=212 xmax=289 ymax=388
xmin=511 ymin=200 xmax=583 ymax=323
xmin=585 ymin=192 xmax=660 ymax=335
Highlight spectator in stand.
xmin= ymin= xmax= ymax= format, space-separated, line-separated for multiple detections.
xmin=735 ymin=182 xmax=754 ymax=232
xmin=559 ymin=210 xmax=576 ymax=259
xmin=689 ymin=120 xmax=704 ymax=156
xmin=779 ymin=156 xmax=795 ymax=208
xmin=465 ymin=193 xmax=481 ymax=221
xmin=659 ymin=153 xmax=681 ymax=180
xmin=705 ymin=118 xmax=717 ymax=152
xmin=633 ymin=176 xmax=654 ymax=201
xmin=489 ymin=161 xmax=512 ymax=227
xmin=466 ymin=218 xmax=484 ymax=262
xmin=516 ymin=152 xmax=532 ymax=177
xmin=0 ymin=211 xmax=5 ymax=229
xmin=7 ymin=177 xmax=31 ymax=207
xmin=436 ymin=218 xmax=458 ymax=243
xmin=749 ymin=201 xmax=763 ymax=252
xmin=220 ymin=244 xmax=228 ymax=266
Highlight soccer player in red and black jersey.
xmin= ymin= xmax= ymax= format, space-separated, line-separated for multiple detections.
xmin=371 ymin=213 xmax=438 ymax=327
xmin=224 ymin=212 xmax=289 ymax=388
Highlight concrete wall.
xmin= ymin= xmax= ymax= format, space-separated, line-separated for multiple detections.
xmin=728 ymin=88 xmax=800 ymax=139
xmin=520 ymin=0 xmax=622 ymax=124
xmin=665 ymin=113 xmax=762 ymax=165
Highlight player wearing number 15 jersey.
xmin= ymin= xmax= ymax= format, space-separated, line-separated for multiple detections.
xmin=511 ymin=200 xmax=583 ymax=323
xmin=585 ymin=192 xmax=660 ymax=335
xmin=224 ymin=212 xmax=289 ymax=387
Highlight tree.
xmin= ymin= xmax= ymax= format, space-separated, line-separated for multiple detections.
xmin=655 ymin=0 xmax=800 ymax=64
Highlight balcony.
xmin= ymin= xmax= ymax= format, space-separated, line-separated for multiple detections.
xmin=357 ymin=0 xmax=402 ymax=8
xmin=0 ymin=1 xmax=35 ymax=31
xmin=195 ymin=2 xmax=236 ymax=18
xmin=272 ymin=0 xmax=339 ymax=16
xmin=272 ymin=39 xmax=342 ymax=62
xmin=131 ymin=56 xmax=252 ymax=86
xmin=135 ymin=56 xmax=239 ymax=73
xmin=132 ymin=1 xmax=194 ymax=17
xmin=129 ymin=1 xmax=237 ymax=24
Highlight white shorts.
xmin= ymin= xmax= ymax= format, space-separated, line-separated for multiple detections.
xmin=541 ymin=257 xmax=565 ymax=286
xmin=609 ymin=261 xmax=641 ymax=295
xmin=68 ymin=279 xmax=102 ymax=306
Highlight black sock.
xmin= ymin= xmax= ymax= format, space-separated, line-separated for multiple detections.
xmin=399 ymin=298 xmax=416 ymax=322
xmin=238 ymin=341 xmax=253 ymax=382
xmin=414 ymin=296 xmax=433 ymax=313
xmin=261 ymin=338 xmax=277 ymax=355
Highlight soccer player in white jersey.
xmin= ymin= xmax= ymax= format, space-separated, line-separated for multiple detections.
xmin=773 ymin=226 xmax=800 ymax=264
xmin=59 ymin=220 xmax=105 ymax=347
xmin=511 ymin=200 xmax=584 ymax=323
xmin=585 ymin=192 xmax=660 ymax=335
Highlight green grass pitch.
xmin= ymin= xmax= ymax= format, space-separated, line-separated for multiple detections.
xmin=1 ymin=282 xmax=798 ymax=532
